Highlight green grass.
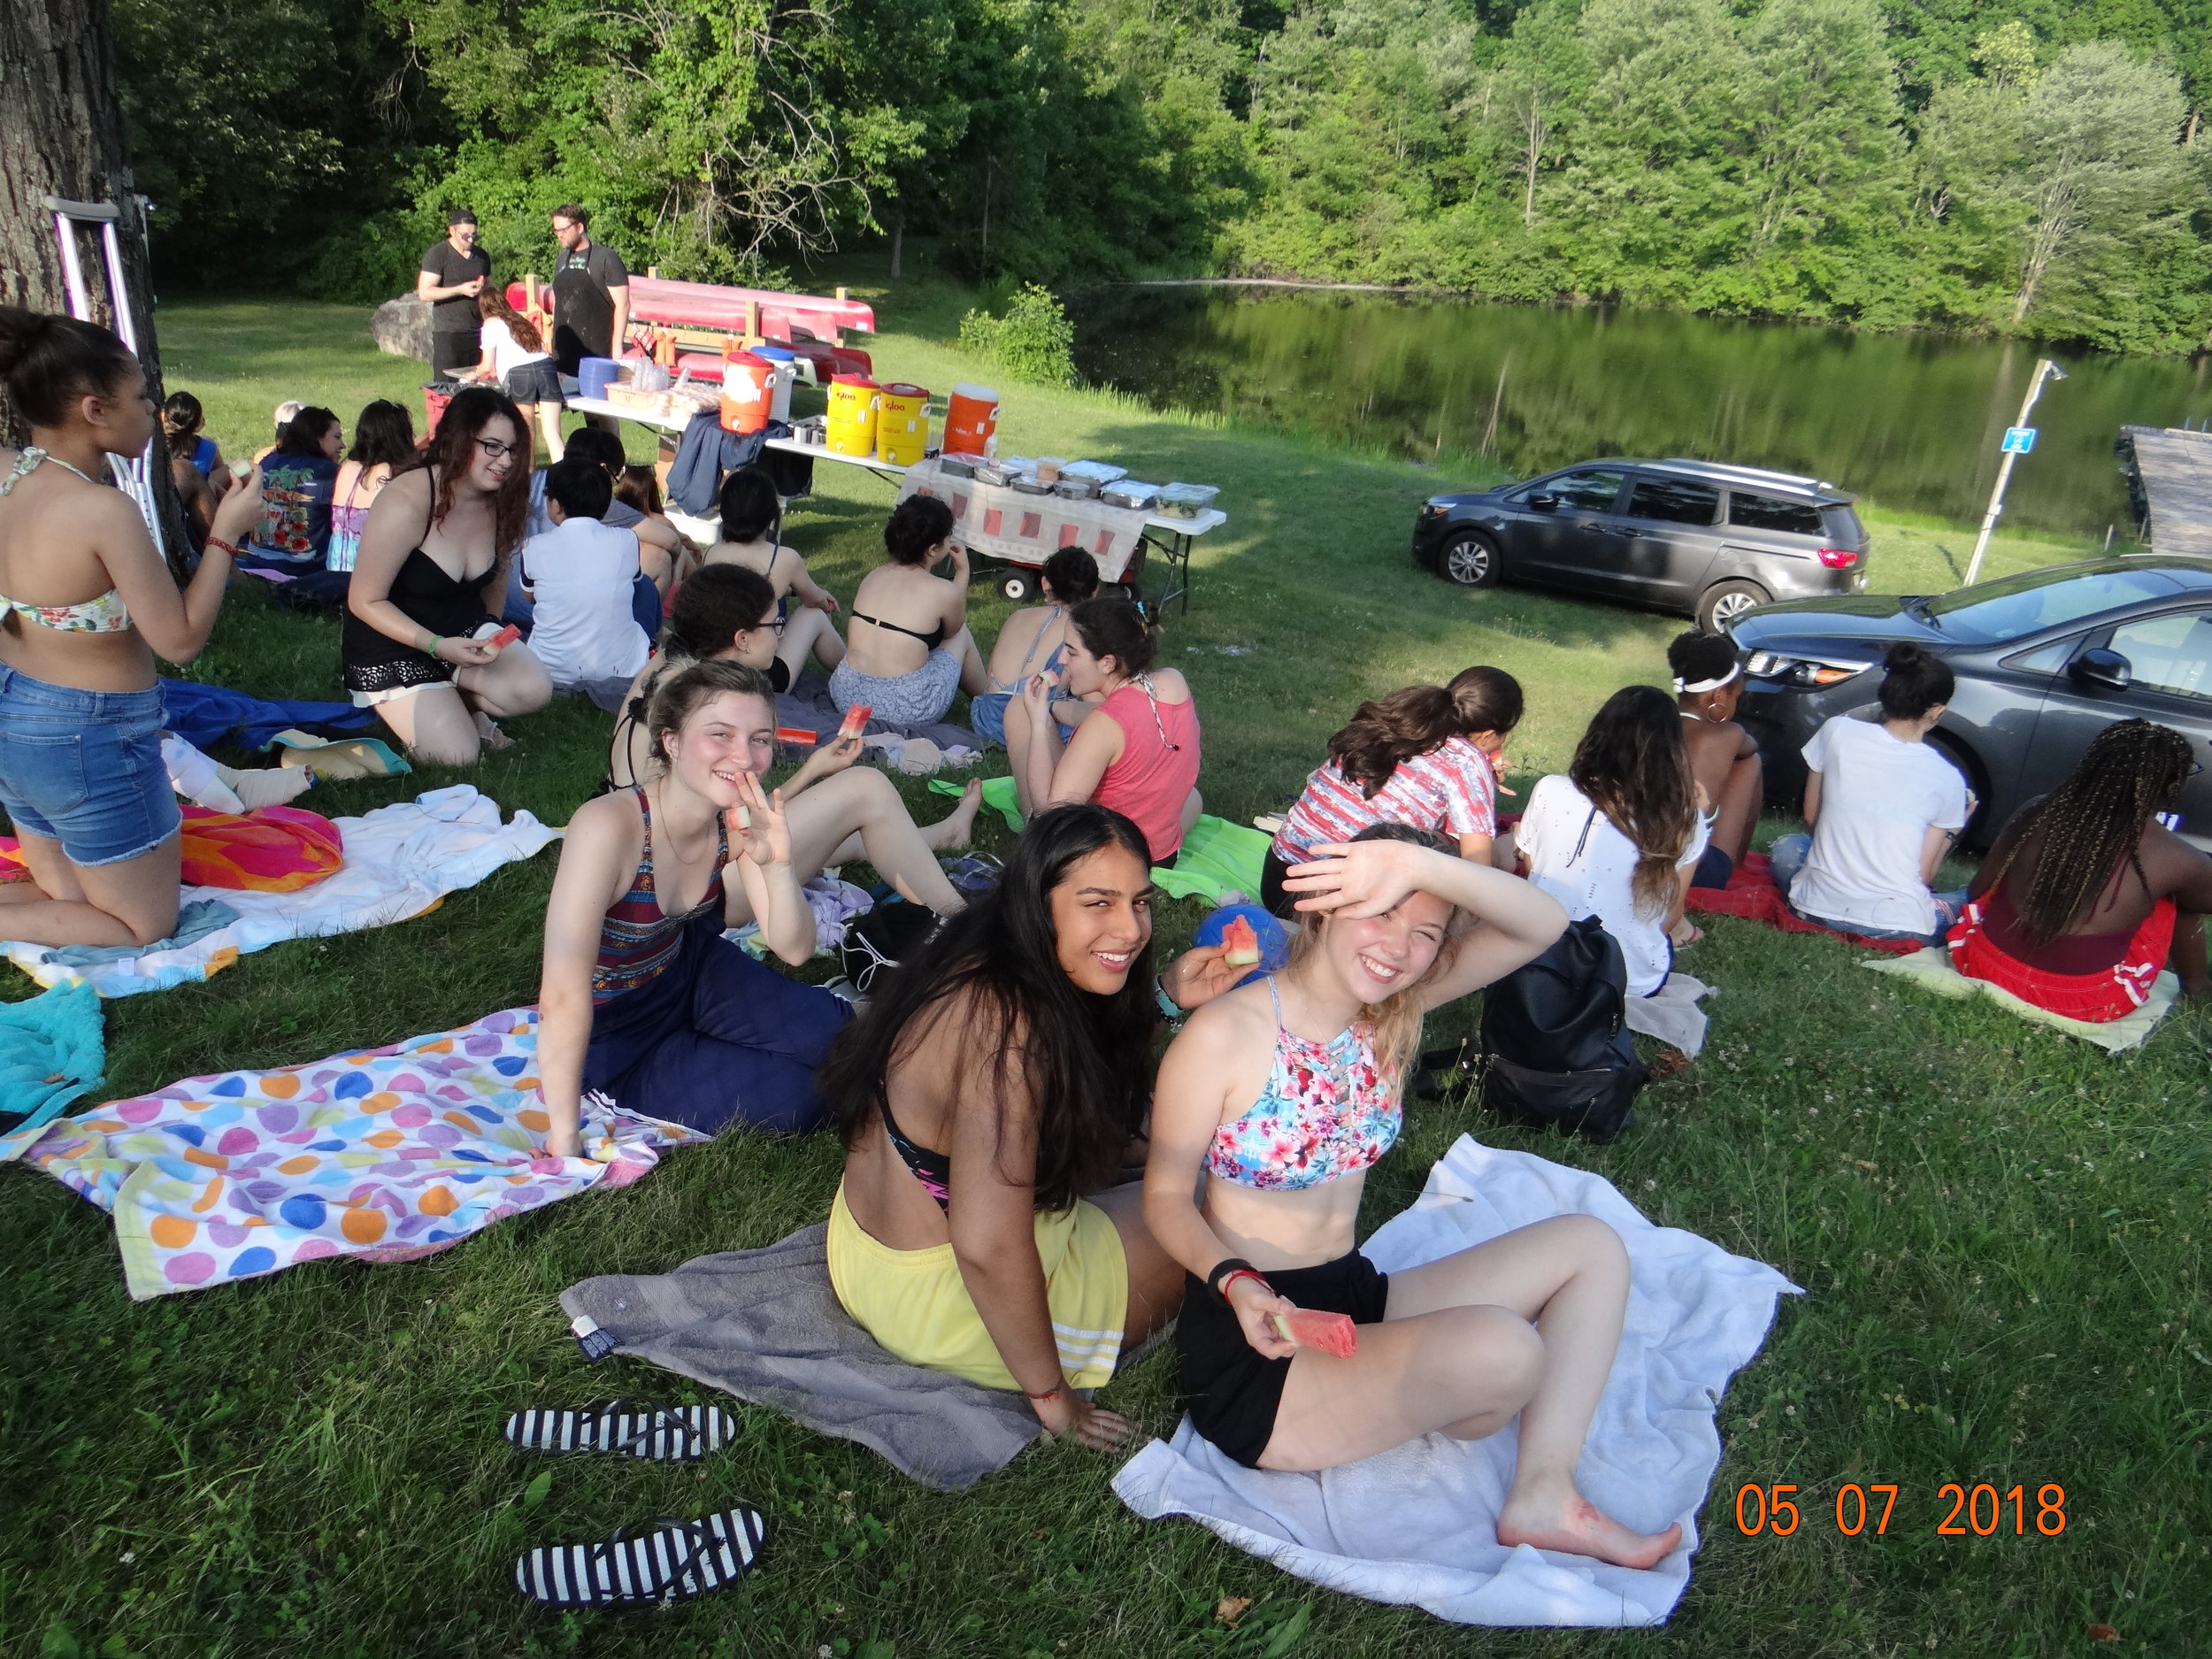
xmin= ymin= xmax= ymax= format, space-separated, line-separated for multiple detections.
xmin=3 ymin=283 xmax=2206 ymax=1659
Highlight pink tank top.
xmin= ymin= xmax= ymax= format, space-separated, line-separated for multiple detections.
xmin=1091 ymin=679 xmax=1201 ymax=863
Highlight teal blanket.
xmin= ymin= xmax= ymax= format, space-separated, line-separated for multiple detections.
xmin=0 ymin=982 xmax=105 ymax=1160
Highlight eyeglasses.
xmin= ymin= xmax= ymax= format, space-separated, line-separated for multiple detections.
xmin=474 ymin=435 xmax=519 ymax=461
xmin=751 ymin=617 xmax=786 ymax=636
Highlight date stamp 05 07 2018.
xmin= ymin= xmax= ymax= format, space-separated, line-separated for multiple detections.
xmin=1733 ymin=1482 xmax=2070 ymax=1538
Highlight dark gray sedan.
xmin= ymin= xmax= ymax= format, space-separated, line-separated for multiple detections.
xmin=1727 ymin=557 xmax=2212 ymax=850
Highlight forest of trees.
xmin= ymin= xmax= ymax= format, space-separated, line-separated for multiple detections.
xmin=116 ymin=0 xmax=2212 ymax=350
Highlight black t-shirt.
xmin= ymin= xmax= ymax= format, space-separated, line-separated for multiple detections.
xmin=549 ymin=240 xmax=630 ymax=372
xmin=419 ymin=241 xmax=492 ymax=334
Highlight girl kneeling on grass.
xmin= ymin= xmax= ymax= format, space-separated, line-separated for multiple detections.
xmin=606 ymin=565 xmax=980 ymax=919
xmin=0 ymin=308 xmax=263 ymax=949
xmin=819 ymin=804 xmax=1244 ymax=1448
xmin=1143 ymin=826 xmax=1683 ymax=1569
xmin=537 ymin=660 xmax=853 ymax=1152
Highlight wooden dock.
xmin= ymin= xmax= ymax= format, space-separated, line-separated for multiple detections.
xmin=2116 ymin=426 xmax=2212 ymax=555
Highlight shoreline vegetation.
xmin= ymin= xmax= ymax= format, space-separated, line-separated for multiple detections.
xmin=126 ymin=0 xmax=2212 ymax=358
xmin=8 ymin=291 xmax=2200 ymax=1657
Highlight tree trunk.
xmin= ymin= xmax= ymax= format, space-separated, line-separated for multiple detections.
xmin=0 ymin=0 xmax=190 ymax=576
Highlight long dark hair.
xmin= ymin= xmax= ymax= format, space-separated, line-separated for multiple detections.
xmin=819 ymin=803 xmax=1159 ymax=1212
xmin=405 ymin=385 xmax=530 ymax=557
xmin=347 ymin=399 xmax=416 ymax=471
xmin=1989 ymin=718 xmax=2194 ymax=945
xmin=1329 ymin=665 xmax=1523 ymax=799
xmin=476 ymin=288 xmax=543 ymax=354
xmin=1568 ymin=684 xmax=1700 ymax=918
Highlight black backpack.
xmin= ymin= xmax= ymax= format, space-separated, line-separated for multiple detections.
xmin=1477 ymin=916 xmax=1646 ymax=1143
xmin=836 ymin=899 xmax=940 ymax=997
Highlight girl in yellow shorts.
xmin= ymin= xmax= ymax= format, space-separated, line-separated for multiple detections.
xmin=818 ymin=803 xmax=1239 ymax=1449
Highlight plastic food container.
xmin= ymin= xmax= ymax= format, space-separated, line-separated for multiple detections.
xmin=1033 ymin=457 xmax=1066 ymax=485
xmin=1156 ymin=482 xmax=1221 ymax=518
xmin=1102 ymin=480 xmax=1161 ymax=511
xmin=936 ymin=455 xmax=976 ymax=480
xmin=1061 ymin=459 xmax=1128 ymax=484
xmin=973 ymin=464 xmax=1011 ymax=487
xmin=1053 ymin=477 xmax=1100 ymax=500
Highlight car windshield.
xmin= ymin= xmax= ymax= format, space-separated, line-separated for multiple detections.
xmin=1920 ymin=565 xmax=2190 ymax=643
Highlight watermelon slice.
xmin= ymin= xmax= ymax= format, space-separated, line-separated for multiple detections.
xmin=488 ymin=624 xmax=522 ymax=650
xmin=838 ymin=703 xmax=873 ymax=741
xmin=776 ymin=726 xmax=819 ymax=747
xmin=725 ymin=804 xmax=751 ymax=834
xmin=1221 ymin=913 xmax=1262 ymax=967
xmin=1270 ymin=1307 xmax=1357 ymax=1358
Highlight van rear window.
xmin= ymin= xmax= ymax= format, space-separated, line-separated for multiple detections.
xmin=1728 ymin=492 xmax=1824 ymax=535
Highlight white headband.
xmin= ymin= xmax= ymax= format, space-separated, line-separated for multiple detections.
xmin=1672 ymin=663 xmax=1740 ymax=695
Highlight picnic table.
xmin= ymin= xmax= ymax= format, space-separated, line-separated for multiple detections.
xmin=563 ymin=396 xmax=1225 ymax=613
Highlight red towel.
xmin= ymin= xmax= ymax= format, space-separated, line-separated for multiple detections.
xmin=1683 ymin=852 xmax=1924 ymax=957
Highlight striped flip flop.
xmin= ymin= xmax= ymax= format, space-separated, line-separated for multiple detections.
xmin=515 ymin=1509 xmax=764 ymax=1609
xmin=503 ymin=1398 xmax=736 ymax=1462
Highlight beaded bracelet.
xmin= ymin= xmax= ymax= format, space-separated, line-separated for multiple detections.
xmin=203 ymin=536 xmax=240 ymax=558
xmin=1153 ymin=974 xmax=1184 ymax=1022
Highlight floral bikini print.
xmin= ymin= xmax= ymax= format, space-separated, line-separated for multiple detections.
xmin=1204 ymin=977 xmax=1400 ymax=1191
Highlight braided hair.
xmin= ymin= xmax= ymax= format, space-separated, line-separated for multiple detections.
xmin=1989 ymin=719 xmax=2194 ymax=945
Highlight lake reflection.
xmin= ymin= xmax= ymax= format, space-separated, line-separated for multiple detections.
xmin=1067 ymin=287 xmax=2212 ymax=538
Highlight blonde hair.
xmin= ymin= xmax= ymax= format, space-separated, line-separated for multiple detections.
xmin=1281 ymin=825 xmax=1470 ymax=1091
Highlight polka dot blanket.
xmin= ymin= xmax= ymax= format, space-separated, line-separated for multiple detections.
xmin=23 ymin=1006 xmax=708 ymax=1300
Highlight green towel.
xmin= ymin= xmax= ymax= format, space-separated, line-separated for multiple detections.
xmin=1148 ymin=815 xmax=1271 ymax=907
xmin=926 ymin=782 xmax=1271 ymax=910
xmin=0 ymin=981 xmax=105 ymax=1160
xmin=1862 ymin=949 xmax=2179 ymax=1055
xmin=930 ymin=774 xmax=1025 ymax=833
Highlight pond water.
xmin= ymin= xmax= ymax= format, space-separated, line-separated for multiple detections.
xmin=1067 ymin=287 xmax=2212 ymax=538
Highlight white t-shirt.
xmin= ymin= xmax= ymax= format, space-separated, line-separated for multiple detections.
xmin=1790 ymin=714 xmax=1968 ymax=936
xmin=1518 ymin=773 xmax=1709 ymax=997
xmin=518 ymin=516 xmax=649 ymax=687
xmin=480 ymin=317 xmax=552 ymax=380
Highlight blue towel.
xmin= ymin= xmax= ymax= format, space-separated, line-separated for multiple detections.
xmin=0 ymin=981 xmax=104 ymax=1149
xmin=160 ymin=678 xmax=379 ymax=751
xmin=40 ymin=900 xmax=240 ymax=966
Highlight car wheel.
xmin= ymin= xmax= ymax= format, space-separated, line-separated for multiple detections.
xmin=1924 ymin=731 xmax=1992 ymax=850
xmin=1440 ymin=531 xmax=1500 ymax=588
xmin=1000 ymin=572 xmax=1033 ymax=603
xmin=1698 ymin=580 xmax=1770 ymax=634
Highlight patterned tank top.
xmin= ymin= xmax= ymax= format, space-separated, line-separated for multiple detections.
xmin=591 ymin=786 xmax=729 ymax=1004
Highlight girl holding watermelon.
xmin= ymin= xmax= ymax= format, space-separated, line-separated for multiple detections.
xmin=1142 ymin=826 xmax=1684 ymax=1570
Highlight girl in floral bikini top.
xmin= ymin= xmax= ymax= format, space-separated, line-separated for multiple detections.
xmin=1143 ymin=824 xmax=1687 ymax=1571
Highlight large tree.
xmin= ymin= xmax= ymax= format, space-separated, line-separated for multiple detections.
xmin=0 ymin=0 xmax=187 ymax=568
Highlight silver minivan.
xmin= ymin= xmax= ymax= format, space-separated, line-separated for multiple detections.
xmin=1412 ymin=457 xmax=1870 ymax=633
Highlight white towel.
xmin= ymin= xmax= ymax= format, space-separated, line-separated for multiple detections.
xmin=0 ymin=786 xmax=559 ymax=996
xmin=1112 ymin=1134 xmax=1800 ymax=1628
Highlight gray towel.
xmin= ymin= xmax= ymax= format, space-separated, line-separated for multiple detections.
xmin=559 ymin=1223 xmax=1041 ymax=1490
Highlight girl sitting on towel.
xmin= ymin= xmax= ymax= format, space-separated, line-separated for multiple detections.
xmin=1951 ymin=718 xmax=2212 ymax=1019
xmin=818 ymin=803 xmax=1243 ymax=1449
xmin=536 ymin=659 xmax=855 ymax=1148
xmin=1008 ymin=597 xmax=1202 ymax=865
xmin=1143 ymin=826 xmax=1685 ymax=1570
xmin=605 ymin=565 xmax=979 ymax=918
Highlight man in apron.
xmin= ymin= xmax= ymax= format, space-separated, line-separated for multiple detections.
xmin=548 ymin=204 xmax=632 ymax=430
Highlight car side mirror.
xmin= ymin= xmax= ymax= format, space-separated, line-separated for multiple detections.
xmin=1526 ymin=491 xmax=1558 ymax=512
xmin=2070 ymin=647 xmax=2132 ymax=693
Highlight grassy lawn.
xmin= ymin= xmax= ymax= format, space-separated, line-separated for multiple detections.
xmin=3 ymin=285 xmax=2204 ymax=1659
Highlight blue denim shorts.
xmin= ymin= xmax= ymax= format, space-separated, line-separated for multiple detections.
xmin=0 ymin=666 xmax=180 ymax=865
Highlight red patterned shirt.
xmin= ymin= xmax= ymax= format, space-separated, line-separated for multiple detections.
xmin=1273 ymin=736 xmax=1497 ymax=863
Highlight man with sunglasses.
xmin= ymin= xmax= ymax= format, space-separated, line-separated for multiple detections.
xmin=418 ymin=209 xmax=492 ymax=378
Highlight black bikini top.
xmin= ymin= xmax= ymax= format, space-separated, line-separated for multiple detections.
xmin=851 ymin=610 xmax=946 ymax=649
xmin=877 ymin=1082 xmax=951 ymax=1210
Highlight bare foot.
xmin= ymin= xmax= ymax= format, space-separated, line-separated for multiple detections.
xmin=1669 ymin=919 xmax=1702 ymax=948
xmin=1496 ymin=1488 xmax=1683 ymax=1571
xmin=473 ymin=713 xmax=514 ymax=752
xmin=922 ymin=779 xmax=983 ymax=851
